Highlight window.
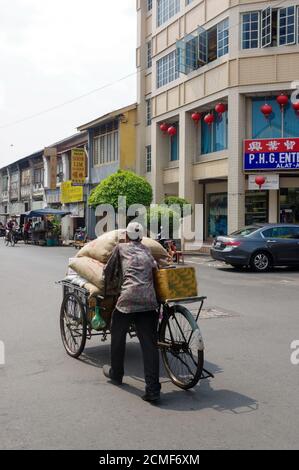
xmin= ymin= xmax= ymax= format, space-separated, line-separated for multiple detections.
xmin=57 ymin=159 xmax=63 ymax=183
xmin=279 ymin=6 xmax=296 ymax=46
xmin=201 ymin=110 xmax=228 ymax=155
xmin=217 ymin=18 xmax=229 ymax=57
xmin=242 ymin=12 xmax=260 ymax=49
xmin=170 ymin=124 xmax=179 ymax=161
xmin=176 ymin=19 xmax=229 ymax=74
xmin=252 ymin=97 xmax=299 ymax=139
xmin=147 ymin=0 xmax=152 ymax=12
xmin=2 ymin=175 xmax=8 ymax=191
xmin=244 ymin=5 xmax=299 ymax=50
xmin=186 ymin=0 xmax=193 ymax=5
xmin=146 ymin=146 xmax=152 ymax=173
xmin=261 ymin=7 xmax=272 ymax=47
xmin=147 ymin=40 xmax=152 ymax=68
xmin=93 ymin=130 xmax=119 ymax=166
xmin=157 ymin=0 xmax=180 ymax=27
xmin=146 ymin=99 xmax=152 ymax=126
xmin=21 ymin=169 xmax=31 ymax=186
xmin=157 ymin=50 xmax=178 ymax=88
xmin=34 ymin=168 xmax=44 ymax=185
xmin=262 ymin=226 xmax=299 ymax=239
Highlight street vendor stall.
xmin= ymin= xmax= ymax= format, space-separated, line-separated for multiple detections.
xmin=22 ymin=208 xmax=70 ymax=246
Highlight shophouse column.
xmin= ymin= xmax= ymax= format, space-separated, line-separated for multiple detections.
xmin=152 ymin=121 xmax=168 ymax=204
xmin=227 ymin=90 xmax=246 ymax=233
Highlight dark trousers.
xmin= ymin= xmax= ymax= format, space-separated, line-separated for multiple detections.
xmin=110 ymin=309 xmax=161 ymax=394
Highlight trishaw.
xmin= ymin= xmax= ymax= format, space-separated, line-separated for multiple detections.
xmin=59 ymin=280 xmax=213 ymax=390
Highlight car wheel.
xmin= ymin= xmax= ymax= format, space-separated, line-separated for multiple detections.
xmin=251 ymin=251 xmax=271 ymax=272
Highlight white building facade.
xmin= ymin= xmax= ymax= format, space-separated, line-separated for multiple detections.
xmin=137 ymin=0 xmax=299 ymax=240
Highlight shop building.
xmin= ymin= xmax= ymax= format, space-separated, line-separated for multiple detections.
xmin=77 ymin=103 xmax=138 ymax=238
xmin=43 ymin=132 xmax=88 ymax=240
xmin=137 ymin=0 xmax=299 ymax=242
xmin=0 ymin=150 xmax=44 ymax=224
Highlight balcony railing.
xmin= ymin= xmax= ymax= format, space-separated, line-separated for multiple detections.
xmin=1 ymin=191 xmax=8 ymax=201
xmin=33 ymin=183 xmax=44 ymax=193
xmin=21 ymin=185 xmax=31 ymax=199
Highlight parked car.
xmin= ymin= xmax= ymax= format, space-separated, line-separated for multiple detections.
xmin=211 ymin=224 xmax=299 ymax=272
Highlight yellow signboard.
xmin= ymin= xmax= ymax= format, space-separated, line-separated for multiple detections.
xmin=71 ymin=148 xmax=86 ymax=184
xmin=61 ymin=181 xmax=84 ymax=204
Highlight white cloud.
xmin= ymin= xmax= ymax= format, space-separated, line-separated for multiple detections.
xmin=0 ymin=0 xmax=136 ymax=167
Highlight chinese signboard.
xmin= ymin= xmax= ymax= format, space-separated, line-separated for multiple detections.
xmin=248 ymin=174 xmax=280 ymax=191
xmin=44 ymin=147 xmax=57 ymax=190
xmin=60 ymin=181 xmax=84 ymax=204
xmin=244 ymin=138 xmax=299 ymax=171
xmin=71 ymin=148 xmax=86 ymax=184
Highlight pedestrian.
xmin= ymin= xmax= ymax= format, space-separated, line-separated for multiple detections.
xmin=23 ymin=219 xmax=32 ymax=243
xmin=103 ymin=222 xmax=161 ymax=403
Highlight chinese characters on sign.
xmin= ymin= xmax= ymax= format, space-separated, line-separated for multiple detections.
xmin=244 ymin=138 xmax=299 ymax=170
xmin=71 ymin=148 xmax=86 ymax=184
xmin=60 ymin=181 xmax=84 ymax=204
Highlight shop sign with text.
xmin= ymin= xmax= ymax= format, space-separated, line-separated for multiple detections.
xmin=244 ymin=139 xmax=299 ymax=171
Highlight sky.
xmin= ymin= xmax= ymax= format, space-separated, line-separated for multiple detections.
xmin=0 ymin=0 xmax=137 ymax=167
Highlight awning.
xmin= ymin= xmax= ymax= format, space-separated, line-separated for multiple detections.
xmin=23 ymin=208 xmax=71 ymax=218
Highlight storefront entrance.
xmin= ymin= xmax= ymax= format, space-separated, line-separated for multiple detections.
xmin=280 ymin=188 xmax=299 ymax=224
xmin=207 ymin=193 xmax=227 ymax=238
xmin=245 ymin=191 xmax=268 ymax=226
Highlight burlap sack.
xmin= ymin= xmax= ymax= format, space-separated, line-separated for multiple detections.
xmin=69 ymin=257 xmax=105 ymax=292
xmin=77 ymin=229 xmax=169 ymax=264
xmin=77 ymin=230 xmax=126 ymax=264
xmin=84 ymin=283 xmax=101 ymax=298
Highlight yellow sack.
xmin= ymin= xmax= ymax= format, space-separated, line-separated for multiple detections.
xmin=154 ymin=267 xmax=198 ymax=302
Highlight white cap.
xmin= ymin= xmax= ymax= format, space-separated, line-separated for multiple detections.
xmin=126 ymin=222 xmax=144 ymax=241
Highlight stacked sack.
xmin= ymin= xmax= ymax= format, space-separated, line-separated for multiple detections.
xmin=66 ymin=229 xmax=170 ymax=299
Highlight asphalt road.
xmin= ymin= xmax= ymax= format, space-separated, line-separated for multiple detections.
xmin=0 ymin=242 xmax=298 ymax=450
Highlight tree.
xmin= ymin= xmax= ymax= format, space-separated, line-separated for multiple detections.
xmin=88 ymin=170 xmax=153 ymax=209
xmin=147 ymin=205 xmax=181 ymax=239
xmin=164 ymin=196 xmax=190 ymax=210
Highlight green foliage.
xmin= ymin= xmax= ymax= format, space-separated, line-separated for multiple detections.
xmin=147 ymin=205 xmax=181 ymax=238
xmin=164 ymin=196 xmax=190 ymax=210
xmin=88 ymin=170 xmax=153 ymax=209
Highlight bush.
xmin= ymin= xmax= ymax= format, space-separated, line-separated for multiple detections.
xmin=88 ymin=170 xmax=153 ymax=209
xmin=164 ymin=196 xmax=190 ymax=210
xmin=147 ymin=205 xmax=181 ymax=239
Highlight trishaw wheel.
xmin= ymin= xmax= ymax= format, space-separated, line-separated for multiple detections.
xmin=159 ymin=305 xmax=204 ymax=390
xmin=60 ymin=292 xmax=87 ymax=358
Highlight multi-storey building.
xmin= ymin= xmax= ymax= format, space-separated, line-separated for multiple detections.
xmin=137 ymin=0 xmax=299 ymax=241
xmin=0 ymin=150 xmax=44 ymax=223
xmin=78 ymin=103 xmax=138 ymax=237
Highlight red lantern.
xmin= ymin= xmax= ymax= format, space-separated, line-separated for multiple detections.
xmin=204 ymin=113 xmax=215 ymax=126
xmin=255 ymin=176 xmax=266 ymax=190
xmin=191 ymin=112 xmax=201 ymax=124
xmin=293 ymin=102 xmax=299 ymax=115
xmin=215 ymin=103 xmax=226 ymax=116
xmin=261 ymin=104 xmax=273 ymax=119
xmin=277 ymin=94 xmax=289 ymax=108
xmin=160 ymin=123 xmax=169 ymax=134
xmin=167 ymin=126 xmax=177 ymax=137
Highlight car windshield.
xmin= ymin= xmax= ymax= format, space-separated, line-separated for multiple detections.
xmin=229 ymin=226 xmax=259 ymax=237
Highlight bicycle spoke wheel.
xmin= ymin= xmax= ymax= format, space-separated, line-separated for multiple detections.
xmin=60 ymin=292 xmax=87 ymax=358
xmin=159 ymin=305 xmax=204 ymax=390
